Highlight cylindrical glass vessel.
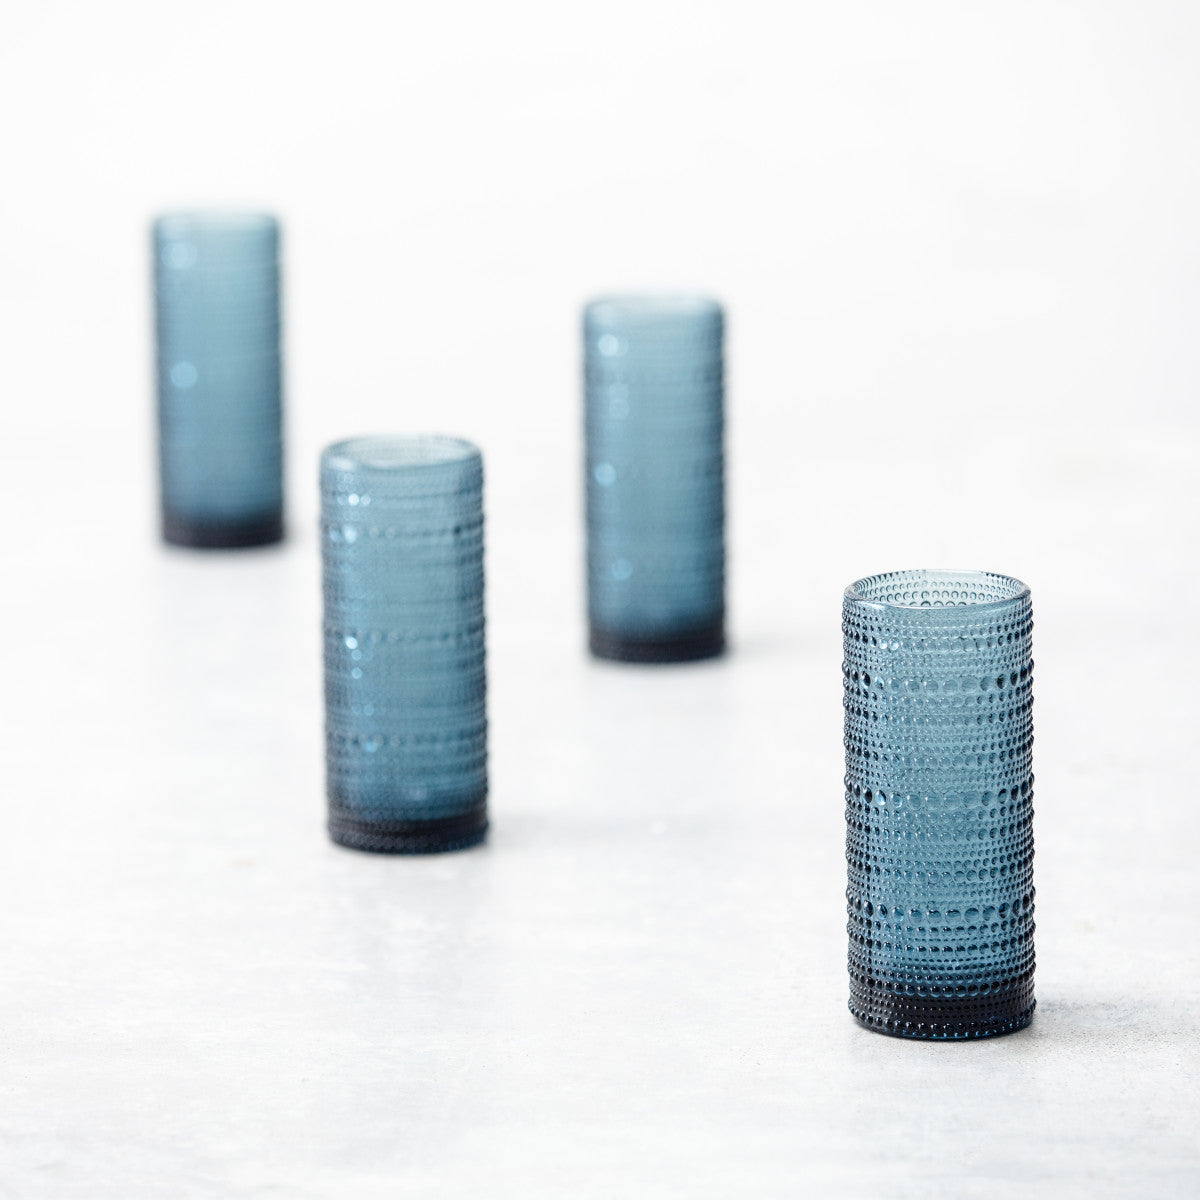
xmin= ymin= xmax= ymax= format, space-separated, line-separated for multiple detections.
xmin=321 ymin=436 xmax=488 ymax=853
xmin=583 ymin=295 xmax=725 ymax=663
xmin=843 ymin=569 xmax=1035 ymax=1039
xmin=153 ymin=212 xmax=284 ymax=547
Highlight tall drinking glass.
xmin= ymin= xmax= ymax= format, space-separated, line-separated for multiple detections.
xmin=154 ymin=212 xmax=283 ymax=547
xmin=321 ymin=436 xmax=488 ymax=853
xmin=583 ymin=295 xmax=725 ymax=662
xmin=843 ymin=569 xmax=1036 ymax=1039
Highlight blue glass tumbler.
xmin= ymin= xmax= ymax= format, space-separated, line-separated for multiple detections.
xmin=321 ymin=436 xmax=488 ymax=854
xmin=843 ymin=570 xmax=1036 ymax=1039
xmin=153 ymin=212 xmax=284 ymax=547
xmin=583 ymin=296 xmax=725 ymax=663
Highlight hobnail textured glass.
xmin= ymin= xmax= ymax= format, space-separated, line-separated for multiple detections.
xmin=843 ymin=569 xmax=1036 ymax=1040
xmin=583 ymin=295 xmax=725 ymax=663
xmin=153 ymin=212 xmax=284 ymax=547
xmin=321 ymin=436 xmax=488 ymax=854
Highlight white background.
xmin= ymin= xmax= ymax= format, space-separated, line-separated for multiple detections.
xmin=1 ymin=2 xmax=1198 ymax=1195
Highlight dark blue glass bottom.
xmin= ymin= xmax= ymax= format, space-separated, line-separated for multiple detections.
xmin=327 ymin=799 xmax=488 ymax=855
xmin=589 ymin=618 xmax=725 ymax=664
xmin=847 ymin=972 xmax=1036 ymax=1041
xmin=162 ymin=509 xmax=283 ymax=549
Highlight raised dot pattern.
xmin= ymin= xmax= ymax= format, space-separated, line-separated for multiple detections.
xmin=843 ymin=570 xmax=1036 ymax=1039
xmin=321 ymin=438 xmax=487 ymax=853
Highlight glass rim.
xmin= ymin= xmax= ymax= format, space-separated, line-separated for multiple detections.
xmin=154 ymin=210 xmax=279 ymax=235
xmin=585 ymin=293 xmax=723 ymax=322
xmin=323 ymin=435 xmax=481 ymax=474
xmin=844 ymin=568 xmax=1030 ymax=612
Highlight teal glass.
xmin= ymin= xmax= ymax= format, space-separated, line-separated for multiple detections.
xmin=583 ymin=296 xmax=725 ymax=663
xmin=321 ymin=436 xmax=488 ymax=854
xmin=843 ymin=570 xmax=1036 ymax=1039
xmin=153 ymin=212 xmax=284 ymax=547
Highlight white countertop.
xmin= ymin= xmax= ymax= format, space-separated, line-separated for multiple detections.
xmin=2 ymin=422 xmax=1197 ymax=1198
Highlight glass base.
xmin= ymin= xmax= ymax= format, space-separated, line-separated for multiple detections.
xmin=849 ymin=988 xmax=1035 ymax=1040
xmin=327 ymin=801 xmax=488 ymax=855
xmin=163 ymin=510 xmax=284 ymax=549
xmin=589 ymin=621 xmax=725 ymax=664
